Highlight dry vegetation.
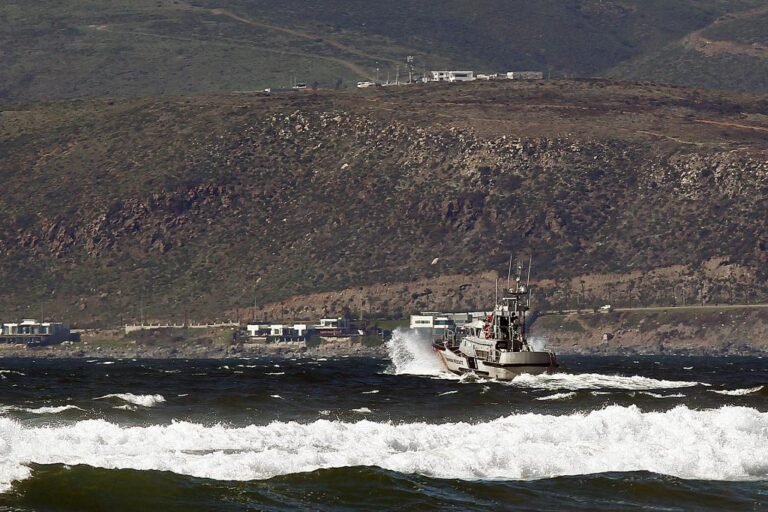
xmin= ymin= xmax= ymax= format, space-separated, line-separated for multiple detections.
xmin=1 ymin=80 xmax=767 ymax=326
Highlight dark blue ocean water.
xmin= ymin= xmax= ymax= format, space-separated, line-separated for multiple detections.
xmin=0 ymin=337 xmax=766 ymax=511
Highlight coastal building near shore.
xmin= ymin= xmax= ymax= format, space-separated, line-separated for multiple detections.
xmin=410 ymin=312 xmax=459 ymax=336
xmin=245 ymin=317 xmax=356 ymax=343
xmin=246 ymin=322 xmax=313 ymax=342
xmin=314 ymin=317 xmax=352 ymax=337
xmin=0 ymin=319 xmax=71 ymax=345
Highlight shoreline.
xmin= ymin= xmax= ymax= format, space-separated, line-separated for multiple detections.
xmin=0 ymin=343 xmax=764 ymax=361
xmin=0 ymin=341 xmax=390 ymax=360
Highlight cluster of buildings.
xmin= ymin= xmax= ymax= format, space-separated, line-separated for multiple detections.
xmin=409 ymin=311 xmax=490 ymax=336
xmin=427 ymin=70 xmax=544 ymax=83
xmin=357 ymin=70 xmax=544 ymax=87
xmin=245 ymin=317 xmax=359 ymax=343
xmin=0 ymin=319 xmax=72 ymax=346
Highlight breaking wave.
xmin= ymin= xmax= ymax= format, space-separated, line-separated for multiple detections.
xmin=0 ymin=405 xmax=83 ymax=415
xmin=506 ymin=373 xmax=705 ymax=391
xmin=385 ymin=328 xmax=449 ymax=377
xmin=535 ymin=392 xmax=577 ymax=401
xmin=709 ymin=386 xmax=764 ymax=396
xmin=94 ymin=394 xmax=166 ymax=407
xmin=1 ymin=405 xmax=765 ymax=493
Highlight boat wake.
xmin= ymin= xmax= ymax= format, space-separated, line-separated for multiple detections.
xmin=1 ymin=405 xmax=766 ymax=493
xmin=384 ymin=329 xmax=707 ymax=391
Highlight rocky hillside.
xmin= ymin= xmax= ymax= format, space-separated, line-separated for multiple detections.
xmin=1 ymin=0 xmax=766 ymax=101
xmin=533 ymin=307 xmax=768 ymax=355
xmin=1 ymin=80 xmax=767 ymax=325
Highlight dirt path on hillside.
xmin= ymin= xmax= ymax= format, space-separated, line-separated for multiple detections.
xmin=694 ymin=119 xmax=768 ymax=133
xmin=165 ymin=0 xmax=405 ymax=80
xmin=683 ymin=5 xmax=768 ymax=58
xmin=207 ymin=8 xmax=402 ymax=71
xmin=89 ymin=25 xmax=371 ymax=82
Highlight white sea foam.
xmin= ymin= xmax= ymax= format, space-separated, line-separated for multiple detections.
xmin=94 ymin=394 xmax=166 ymax=407
xmin=0 ymin=405 xmax=765 ymax=493
xmin=385 ymin=328 xmax=451 ymax=377
xmin=527 ymin=336 xmax=551 ymax=352
xmin=21 ymin=405 xmax=83 ymax=415
xmin=535 ymin=392 xmax=577 ymax=401
xmin=351 ymin=408 xmax=372 ymax=414
xmin=265 ymin=372 xmax=285 ymax=376
xmin=438 ymin=391 xmax=459 ymax=397
xmin=0 ymin=405 xmax=83 ymax=415
xmin=639 ymin=392 xmax=686 ymax=399
xmin=384 ymin=330 xmax=704 ymax=392
xmin=270 ymin=395 xmax=283 ymax=400
xmin=362 ymin=390 xmax=379 ymax=394
xmin=709 ymin=386 xmax=764 ymax=396
xmin=506 ymin=373 xmax=704 ymax=391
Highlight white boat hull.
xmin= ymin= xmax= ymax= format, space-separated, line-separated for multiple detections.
xmin=434 ymin=345 xmax=556 ymax=379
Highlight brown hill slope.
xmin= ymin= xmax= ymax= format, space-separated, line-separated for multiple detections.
xmin=1 ymin=80 xmax=767 ymax=325
xmin=609 ymin=6 xmax=768 ymax=93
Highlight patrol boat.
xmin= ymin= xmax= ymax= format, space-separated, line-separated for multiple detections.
xmin=432 ymin=272 xmax=557 ymax=379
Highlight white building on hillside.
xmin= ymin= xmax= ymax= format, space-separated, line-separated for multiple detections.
xmin=429 ymin=70 xmax=475 ymax=82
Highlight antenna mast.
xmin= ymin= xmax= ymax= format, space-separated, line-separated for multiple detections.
xmin=526 ymin=256 xmax=533 ymax=307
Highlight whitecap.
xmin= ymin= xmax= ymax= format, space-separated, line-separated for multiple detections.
xmin=709 ymin=386 xmax=764 ymax=396
xmin=0 ymin=405 xmax=82 ymax=415
xmin=438 ymin=391 xmax=459 ymax=397
xmin=21 ymin=405 xmax=83 ymax=414
xmin=362 ymin=390 xmax=379 ymax=395
xmin=94 ymin=393 xmax=166 ymax=407
xmin=270 ymin=395 xmax=283 ymax=399
xmin=351 ymin=407 xmax=372 ymax=414
xmin=507 ymin=373 xmax=703 ymax=391
xmin=0 ymin=405 xmax=765 ymax=493
xmin=535 ymin=392 xmax=577 ymax=401
xmin=639 ymin=392 xmax=686 ymax=399
xmin=265 ymin=372 xmax=285 ymax=376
